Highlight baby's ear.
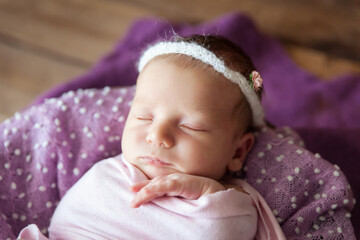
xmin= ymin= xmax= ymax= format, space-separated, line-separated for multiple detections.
xmin=227 ymin=133 xmax=255 ymax=172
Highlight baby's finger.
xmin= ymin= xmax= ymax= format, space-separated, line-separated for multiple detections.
xmin=129 ymin=180 xmax=151 ymax=192
xmin=130 ymin=187 xmax=162 ymax=208
xmin=130 ymin=179 xmax=176 ymax=208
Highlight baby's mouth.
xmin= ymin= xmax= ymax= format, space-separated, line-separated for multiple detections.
xmin=140 ymin=156 xmax=171 ymax=166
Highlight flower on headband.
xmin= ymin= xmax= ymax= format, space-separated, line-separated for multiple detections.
xmin=250 ymin=71 xmax=263 ymax=92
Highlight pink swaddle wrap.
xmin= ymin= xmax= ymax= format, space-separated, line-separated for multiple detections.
xmin=19 ymin=154 xmax=285 ymax=240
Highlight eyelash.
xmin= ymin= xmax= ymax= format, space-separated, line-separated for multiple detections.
xmin=133 ymin=112 xmax=153 ymax=121
xmin=135 ymin=114 xmax=206 ymax=132
xmin=136 ymin=117 xmax=153 ymax=121
xmin=180 ymin=124 xmax=206 ymax=132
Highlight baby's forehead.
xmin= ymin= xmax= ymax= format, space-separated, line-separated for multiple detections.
xmin=135 ymin=58 xmax=249 ymax=127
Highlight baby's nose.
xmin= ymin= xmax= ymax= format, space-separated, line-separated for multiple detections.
xmin=146 ymin=122 xmax=175 ymax=148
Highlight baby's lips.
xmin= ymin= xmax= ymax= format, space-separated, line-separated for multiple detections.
xmin=141 ymin=156 xmax=171 ymax=166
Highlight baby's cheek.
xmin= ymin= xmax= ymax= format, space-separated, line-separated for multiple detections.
xmin=134 ymin=127 xmax=149 ymax=145
xmin=179 ymin=141 xmax=211 ymax=165
xmin=178 ymin=137 xmax=203 ymax=153
xmin=122 ymin=126 xmax=139 ymax=153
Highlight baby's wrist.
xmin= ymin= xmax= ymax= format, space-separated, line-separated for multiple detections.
xmin=203 ymin=179 xmax=226 ymax=195
xmin=221 ymin=183 xmax=246 ymax=193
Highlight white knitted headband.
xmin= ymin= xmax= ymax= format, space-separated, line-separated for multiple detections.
xmin=138 ymin=41 xmax=265 ymax=127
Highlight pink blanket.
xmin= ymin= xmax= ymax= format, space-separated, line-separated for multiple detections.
xmin=19 ymin=154 xmax=285 ymax=240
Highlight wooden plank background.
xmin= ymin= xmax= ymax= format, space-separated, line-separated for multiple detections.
xmin=1 ymin=0 xmax=360 ymax=123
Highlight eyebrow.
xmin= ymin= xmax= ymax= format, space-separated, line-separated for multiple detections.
xmin=190 ymin=105 xmax=226 ymax=124
xmin=191 ymin=103 xmax=222 ymax=115
xmin=232 ymin=100 xmax=246 ymax=119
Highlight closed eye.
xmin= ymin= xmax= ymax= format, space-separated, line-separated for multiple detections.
xmin=136 ymin=117 xmax=153 ymax=121
xmin=180 ymin=124 xmax=207 ymax=132
xmin=133 ymin=113 xmax=153 ymax=121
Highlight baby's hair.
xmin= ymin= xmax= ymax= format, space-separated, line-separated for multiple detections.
xmin=155 ymin=34 xmax=263 ymax=134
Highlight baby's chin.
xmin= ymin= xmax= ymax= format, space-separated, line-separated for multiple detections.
xmin=136 ymin=164 xmax=180 ymax=180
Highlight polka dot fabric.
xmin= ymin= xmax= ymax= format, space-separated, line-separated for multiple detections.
xmin=244 ymin=127 xmax=355 ymax=239
xmin=0 ymin=87 xmax=355 ymax=239
xmin=0 ymin=87 xmax=134 ymax=239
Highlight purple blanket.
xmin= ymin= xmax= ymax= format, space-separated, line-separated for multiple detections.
xmin=1 ymin=13 xmax=359 ymax=239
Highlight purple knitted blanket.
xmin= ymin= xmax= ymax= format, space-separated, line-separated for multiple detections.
xmin=1 ymin=13 xmax=359 ymax=239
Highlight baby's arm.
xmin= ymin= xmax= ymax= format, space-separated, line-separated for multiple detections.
xmin=129 ymin=173 xmax=226 ymax=208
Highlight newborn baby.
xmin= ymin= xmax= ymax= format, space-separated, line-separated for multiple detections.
xmin=18 ymin=35 xmax=285 ymax=240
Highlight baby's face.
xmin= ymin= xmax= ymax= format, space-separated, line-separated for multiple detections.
xmin=121 ymin=58 xmax=247 ymax=180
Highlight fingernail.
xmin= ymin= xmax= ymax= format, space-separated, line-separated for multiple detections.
xmin=130 ymin=200 xmax=138 ymax=208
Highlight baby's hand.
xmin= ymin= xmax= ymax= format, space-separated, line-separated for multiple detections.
xmin=129 ymin=173 xmax=225 ymax=208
